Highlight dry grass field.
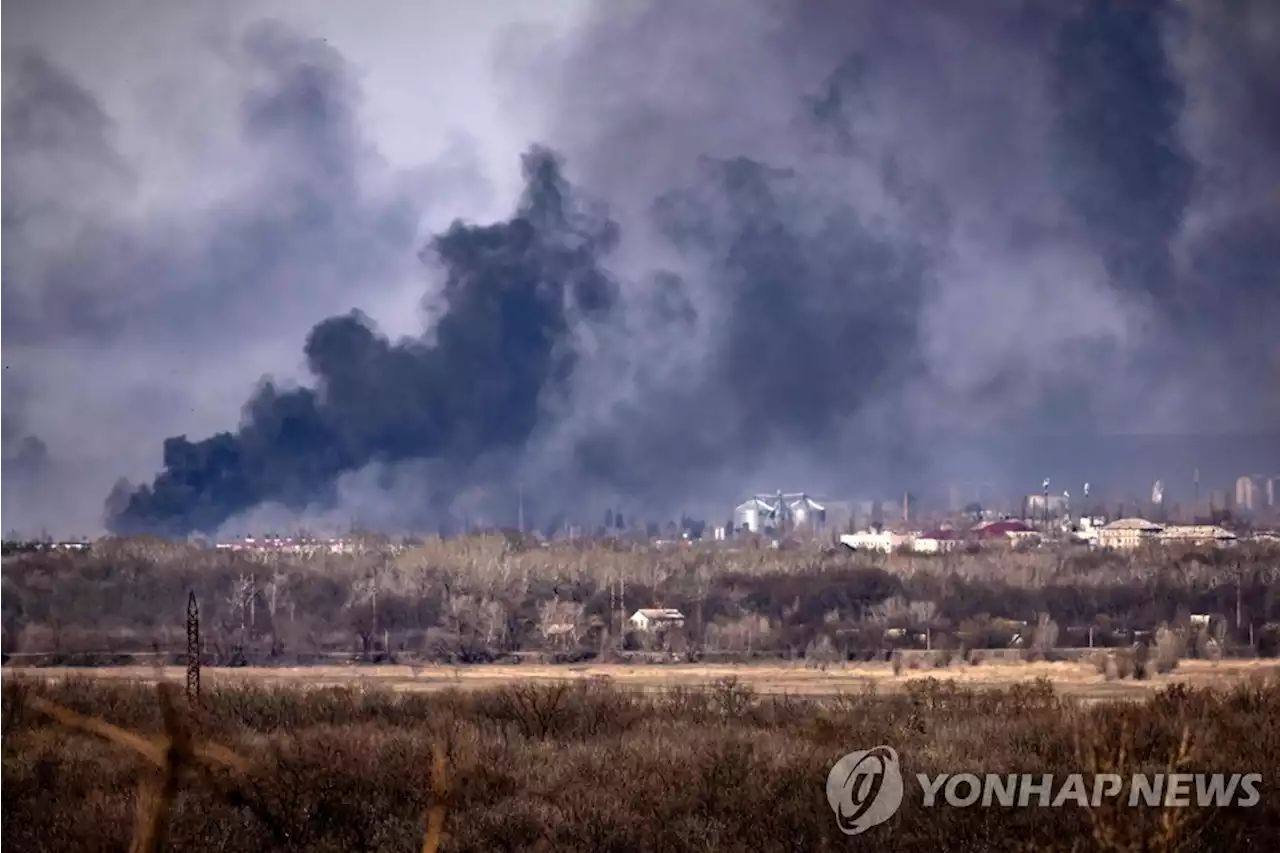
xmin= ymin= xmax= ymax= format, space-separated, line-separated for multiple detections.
xmin=4 ymin=669 xmax=1278 ymax=852
xmin=14 ymin=657 xmax=1279 ymax=703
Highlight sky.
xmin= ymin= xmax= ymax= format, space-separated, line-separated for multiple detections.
xmin=3 ymin=0 xmax=1278 ymax=539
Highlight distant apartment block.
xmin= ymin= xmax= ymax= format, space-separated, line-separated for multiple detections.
xmin=1235 ymin=474 xmax=1279 ymax=511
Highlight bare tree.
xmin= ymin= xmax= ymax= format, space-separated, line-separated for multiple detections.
xmin=346 ymin=569 xmax=385 ymax=654
xmin=537 ymin=597 xmax=585 ymax=646
xmin=226 ymin=574 xmax=254 ymax=636
xmin=478 ymin=598 xmax=508 ymax=650
xmin=263 ymin=567 xmax=292 ymax=623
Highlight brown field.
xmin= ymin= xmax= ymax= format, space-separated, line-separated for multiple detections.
xmin=13 ymin=657 xmax=1279 ymax=703
xmin=6 ymin=667 xmax=1279 ymax=851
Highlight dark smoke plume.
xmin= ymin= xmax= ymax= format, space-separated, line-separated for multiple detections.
xmin=110 ymin=148 xmax=618 ymax=536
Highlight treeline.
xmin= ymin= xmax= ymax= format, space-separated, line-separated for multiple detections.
xmin=3 ymin=535 xmax=1279 ymax=665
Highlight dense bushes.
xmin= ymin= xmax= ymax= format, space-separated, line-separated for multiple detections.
xmin=3 ymin=675 xmax=1278 ymax=852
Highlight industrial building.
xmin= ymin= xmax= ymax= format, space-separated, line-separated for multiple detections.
xmin=732 ymin=492 xmax=827 ymax=533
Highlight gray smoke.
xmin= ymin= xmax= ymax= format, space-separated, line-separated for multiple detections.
xmin=4 ymin=0 xmax=1278 ymax=538
xmin=504 ymin=0 xmax=1278 ymax=517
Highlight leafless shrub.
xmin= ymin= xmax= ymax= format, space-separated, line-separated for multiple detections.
xmin=804 ymin=633 xmax=838 ymax=669
xmin=1090 ymin=651 xmax=1111 ymax=675
xmin=708 ymin=676 xmax=756 ymax=717
xmin=1153 ymin=625 xmax=1184 ymax=675
xmin=1112 ymin=647 xmax=1138 ymax=680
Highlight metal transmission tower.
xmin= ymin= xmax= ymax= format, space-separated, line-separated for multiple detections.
xmin=186 ymin=591 xmax=201 ymax=705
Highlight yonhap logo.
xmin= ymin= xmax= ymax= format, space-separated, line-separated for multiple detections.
xmin=826 ymin=746 xmax=905 ymax=835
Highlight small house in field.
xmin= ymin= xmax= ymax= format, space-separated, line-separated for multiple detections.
xmin=628 ymin=608 xmax=686 ymax=633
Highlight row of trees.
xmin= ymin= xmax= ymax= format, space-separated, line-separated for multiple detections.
xmin=3 ymin=535 xmax=1279 ymax=664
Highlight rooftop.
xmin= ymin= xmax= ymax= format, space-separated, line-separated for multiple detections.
xmin=1102 ymin=518 xmax=1164 ymax=531
xmin=974 ymin=520 xmax=1034 ymax=537
xmin=632 ymin=608 xmax=686 ymax=621
xmin=1158 ymin=525 xmax=1237 ymax=540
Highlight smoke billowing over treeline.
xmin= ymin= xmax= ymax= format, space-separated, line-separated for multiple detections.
xmin=3 ymin=0 xmax=1279 ymax=538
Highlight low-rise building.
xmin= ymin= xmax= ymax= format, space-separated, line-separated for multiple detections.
xmin=973 ymin=520 xmax=1037 ymax=545
xmin=1157 ymin=525 xmax=1238 ymax=547
xmin=1096 ymin=518 xmax=1164 ymax=550
xmin=628 ymin=609 xmax=686 ymax=632
xmin=840 ymin=530 xmax=910 ymax=554
xmin=911 ymin=529 xmax=960 ymax=554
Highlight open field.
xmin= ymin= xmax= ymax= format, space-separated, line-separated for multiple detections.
xmin=12 ymin=657 xmax=1279 ymax=703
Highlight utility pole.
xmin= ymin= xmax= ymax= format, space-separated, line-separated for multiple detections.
xmin=186 ymin=592 xmax=200 ymax=705
xmin=517 ymin=483 xmax=524 ymax=534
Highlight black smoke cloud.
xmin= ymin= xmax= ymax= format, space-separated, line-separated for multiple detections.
xmin=112 ymin=148 xmax=618 ymax=536
xmin=7 ymin=0 xmax=1279 ymax=537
